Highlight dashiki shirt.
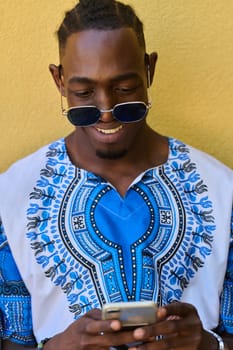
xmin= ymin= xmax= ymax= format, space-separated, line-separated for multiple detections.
xmin=0 ymin=137 xmax=232 ymax=345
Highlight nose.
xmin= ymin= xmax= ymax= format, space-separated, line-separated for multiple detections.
xmin=99 ymin=108 xmax=115 ymax=122
xmin=95 ymin=90 xmax=116 ymax=123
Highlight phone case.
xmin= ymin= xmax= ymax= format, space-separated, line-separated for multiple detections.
xmin=102 ymin=301 xmax=157 ymax=328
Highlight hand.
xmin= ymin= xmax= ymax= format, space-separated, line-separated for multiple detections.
xmin=128 ymin=302 xmax=218 ymax=350
xmin=44 ymin=308 xmax=138 ymax=350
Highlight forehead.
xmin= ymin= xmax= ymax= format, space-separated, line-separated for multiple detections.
xmin=61 ymin=28 xmax=145 ymax=79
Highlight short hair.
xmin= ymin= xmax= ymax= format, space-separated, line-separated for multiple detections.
xmin=57 ymin=0 xmax=145 ymax=53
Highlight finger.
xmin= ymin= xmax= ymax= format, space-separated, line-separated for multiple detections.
xmin=129 ymin=332 xmax=201 ymax=350
xmin=85 ymin=308 xmax=102 ymax=320
xmin=132 ymin=319 xmax=180 ymax=340
xmin=133 ymin=305 xmax=202 ymax=340
xmin=89 ymin=329 xmax=138 ymax=349
xmin=163 ymin=302 xmax=202 ymax=336
xmin=85 ymin=318 xmax=121 ymax=335
xmin=163 ymin=302 xmax=199 ymax=318
xmin=159 ymin=331 xmax=201 ymax=349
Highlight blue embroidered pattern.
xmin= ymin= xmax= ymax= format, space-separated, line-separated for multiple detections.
xmin=0 ymin=220 xmax=36 ymax=345
xmin=26 ymin=138 xmax=215 ymax=319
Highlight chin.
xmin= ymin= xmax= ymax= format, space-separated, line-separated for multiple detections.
xmin=95 ymin=148 xmax=127 ymax=160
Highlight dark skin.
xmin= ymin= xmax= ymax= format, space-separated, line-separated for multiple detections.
xmin=3 ymin=28 xmax=232 ymax=349
xmin=2 ymin=304 xmax=230 ymax=350
xmin=50 ymin=28 xmax=167 ymax=197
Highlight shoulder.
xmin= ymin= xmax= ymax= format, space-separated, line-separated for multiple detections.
xmin=0 ymin=138 xmax=66 ymax=194
xmin=168 ymin=138 xmax=233 ymax=184
xmin=0 ymin=138 xmax=66 ymax=177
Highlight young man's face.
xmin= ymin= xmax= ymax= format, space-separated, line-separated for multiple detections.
xmin=59 ymin=28 xmax=152 ymax=160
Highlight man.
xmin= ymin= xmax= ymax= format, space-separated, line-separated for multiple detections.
xmin=0 ymin=0 xmax=232 ymax=349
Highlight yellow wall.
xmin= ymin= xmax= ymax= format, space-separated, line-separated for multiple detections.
xmin=0 ymin=1 xmax=232 ymax=172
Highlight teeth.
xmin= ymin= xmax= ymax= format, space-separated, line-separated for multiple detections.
xmin=96 ymin=125 xmax=123 ymax=134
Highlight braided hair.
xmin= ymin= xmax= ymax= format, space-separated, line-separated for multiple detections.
xmin=57 ymin=0 xmax=145 ymax=53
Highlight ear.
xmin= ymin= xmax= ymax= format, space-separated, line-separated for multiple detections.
xmin=145 ymin=52 xmax=158 ymax=86
xmin=49 ymin=64 xmax=66 ymax=96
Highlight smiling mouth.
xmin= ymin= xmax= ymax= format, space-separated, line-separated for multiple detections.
xmin=96 ymin=125 xmax=123 ymax=134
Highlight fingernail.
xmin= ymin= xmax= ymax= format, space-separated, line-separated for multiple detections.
xmin=110 ymin=320 xmax=121 ymax=331
xmin=133 ymin=328 xmax=144 ymax=339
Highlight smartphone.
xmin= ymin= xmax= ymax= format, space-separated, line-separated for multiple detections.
xmin=102 ymin=301 xmax=157 ymax=329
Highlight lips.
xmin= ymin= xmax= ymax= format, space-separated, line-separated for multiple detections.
xmin=96 ymin=124 xmax=123 ymax=134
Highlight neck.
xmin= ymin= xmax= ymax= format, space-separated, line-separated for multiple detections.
xmin=65 ymin=126 xmax=169 ymax=195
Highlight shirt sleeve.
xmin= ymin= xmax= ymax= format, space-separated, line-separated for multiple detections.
xmin=0 ymin=218 xmax=36 ymax=345
xmin=219 ymin=207 xmax=233 ymax=334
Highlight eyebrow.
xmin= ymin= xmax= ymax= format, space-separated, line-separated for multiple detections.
xmin=68 ymin=72 xmax=141 ymax=85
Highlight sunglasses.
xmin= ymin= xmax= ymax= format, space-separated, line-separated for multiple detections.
xmin=62 ymin=101 xmax=151 ymax=127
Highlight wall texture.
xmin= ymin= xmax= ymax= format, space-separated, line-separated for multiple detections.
xmin=0 ymin=0 xmax=232 ymax=172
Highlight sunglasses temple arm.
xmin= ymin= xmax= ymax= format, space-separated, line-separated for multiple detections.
xmin=60 ymin=84 xmax=68 ymax=116
xmin=58 ymin=65 xmax=68 ymax=116
xmin=147 ymin=64 xmax=152 ymax=107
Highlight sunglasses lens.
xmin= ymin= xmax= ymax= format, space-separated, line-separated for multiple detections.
xmin=113 ymin=102 xmax=147 ymax=123
xmin=67 ymin=107 xmax=100 ymax=126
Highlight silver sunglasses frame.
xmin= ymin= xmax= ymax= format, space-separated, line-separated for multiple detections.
xmin=60 ymin=64 xmax=152 ymax=125
xmin=63 ymin=101 xmax=151 ymax=122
